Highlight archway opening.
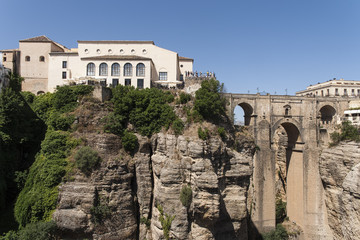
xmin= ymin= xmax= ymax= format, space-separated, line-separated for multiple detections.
xmin=273 ymin=122 xmax=304 ymax=227
xmin=234 ymin=103 xmax=253 ymax=126
xmin=319 ymin=105 xmax=336 ymax=125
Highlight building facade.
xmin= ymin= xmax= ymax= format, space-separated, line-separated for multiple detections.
xmin=296 ymin=78 xmax=360 ymax=97
xmin=1 ymin=36 xmax=193 ymax=94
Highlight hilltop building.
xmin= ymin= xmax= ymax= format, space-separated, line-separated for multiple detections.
xmin=296 ymin=78 xmax=360 ymax=97
xmin=1 ymin=36 xmax=193 ymax=94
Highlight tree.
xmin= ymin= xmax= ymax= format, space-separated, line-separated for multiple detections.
xmin=194 ymin=79 xmax=226 ymax=122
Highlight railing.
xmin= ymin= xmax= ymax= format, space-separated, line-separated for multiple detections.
xmin=184 ymin=71 xmax=216 ymax=79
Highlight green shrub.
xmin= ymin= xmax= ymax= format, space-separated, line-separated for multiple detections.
xmin=109 ymin=86 xmax=177 ymax=137
xmin=21 ymin=91 xmax=35 ymax=104
xmin=330 ymin=121 xmax=360 ymax=146
xmin=262 ymin=224 xmax=288 ymax=240
xmin=74 ymin=146 xmax=101 ymax=175
xmin=180 ymin=185 xmax=192 ymax=208
xmin=157 ymin=204 xmax=175 ymax=240
xmin=276 ymin=198 xmax=286 ymax=223
xmin=122 ymin=131 xmax=138 ymax=153
xmin=198 ymin=127 xmax=210 ymax=140
xmin=90 ymin=190 xmax=110 ymax=225
xmin=0 ymin=230 xmax=18 ymax=240
xmin=172 ymin=118 xmax=184 ymax=135
xmin=90 ymin=204 xmax=110 ymax=225
xmin=194 ymin=79 xmax=226 ymax=122
xmin=140 ymin=217 xmax=151 ymax=229
xmin=178 ymin=92 xmax=191 ymax=104
xmin=217 ymin=127 xmax=226 ymax=141
xmin=47 ymin=111 xmax=74 ymax=131
xmin=17 ymin=221 xmax=57 ymax=240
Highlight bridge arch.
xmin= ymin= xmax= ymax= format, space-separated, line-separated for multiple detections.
xmin=233 ymin=102 xmax=253 ymax=126
xmin=272 ymin=119 xmax=304 ymax=227
xmin=319 ymin=105 xmax=336 ymax=125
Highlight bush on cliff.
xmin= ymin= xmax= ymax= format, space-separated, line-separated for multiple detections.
xmin=106 ymin=85 xmax=176 ymax=137
xmin=330 ymin=121 xmax=360 ymax=146
xmin=74 ymin=146 xmax=101 ymax=175
xmin=194 ymin=79 xmax=226 ymax=122
xmin=180 ymin=185 xmax=192 ymax=208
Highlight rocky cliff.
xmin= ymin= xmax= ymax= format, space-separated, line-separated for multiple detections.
xmin=320 ymin=141 xmax=360 ymax=240
xmin=53 ymin=99 xmax=256 ymax=240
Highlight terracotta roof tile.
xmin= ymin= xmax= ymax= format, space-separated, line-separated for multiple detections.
xmin=20 ymin=35 xmax=52 ymax=42
xmin=179 ymin=56 xmax=194 ymax=61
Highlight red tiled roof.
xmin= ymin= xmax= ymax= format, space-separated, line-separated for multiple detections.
xmin=19 ymin=35 xmax=52 ymax=42
xmin=179 ymin=56 xmax=193 ymax=61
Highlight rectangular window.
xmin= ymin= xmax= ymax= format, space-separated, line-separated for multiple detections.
xmin=159 ymin=72 xmax=167 ymax=80
xmin=125 ymin=79 xmax=131 ymax=86
xmin=335 ymin=88 xmax=339 ymax=95
xmin=327 ymin=89 xmax=330 ymax=96
xmin=321 ymin=90 xmax=323 ymax=96
xmin=344 ymin=89 xmax=348 ymax=95
xmin=137 ymin=79 xmax=144 ymax=89
xmin=62 ymin=71 xmax=67 ymax=79
xmin=62 ymin=61 xmax=67 ymax=68
xmin=112 ymin=79 xmax=119 ymax=87
xmin=3 ymin=57 xmax=6 ymax=62
xmin=358 ymin=89 xmax=360 ymax=96
xmin=352 ymin=89 xmax=355 ymax=95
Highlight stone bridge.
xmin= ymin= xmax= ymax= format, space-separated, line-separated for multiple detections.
xmin=224 ymin=93 xmax=352 ymax=239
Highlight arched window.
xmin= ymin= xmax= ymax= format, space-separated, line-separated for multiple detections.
xmin=124 ymin=63 xmax=132 ymax=76
xmin=99 ymin=63 xmax=108 ymax=76
xmin=136 ymin=63 xmax=145 ymax=76
xmin=25 ymin=56 xmax=30 ymax=61
xmin=111 ymin=63 xmax=120 ymax=76
xmin=39 ymin=56 xmax=45 ymax=62
xmin=87 ymin=63 xmax=95 ymax=76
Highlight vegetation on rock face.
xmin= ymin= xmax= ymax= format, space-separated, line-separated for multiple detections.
xmin=0 ymin=221 xmax=58 ymax=240
xmin=330 ymin=121 xmax=360 ymax=146
xmin=157 ymin=204 xmax=175 ymax=240
xmin=74 ymin=146 xmax=101 ymax=175
xmin=105 ymin=85 xmax=176 ymax=137
xmin=121 ymin=130 xmax=138 ymax=154
xmin=176 ymin=92 xmax=191 ymax=105
xmin=194 ymin=78 xmax=227 ymax=122
xmin=90 ymin=191 xmax=111 ymax=225
xmin=180 ymin=185 xmax=192 ymax=208
xmin=198 ymin=127 xmax=210 ymax=140
xmin=262 ymin=224 xmax=289 ymax=240
xmin=15 ymin=130 xmax=78 ymax=227
xmin=172 ymin=118 xmax=184 ymax=136
xmin=275 ymin=198 xmax=287 ymax=223
xmin=0 ymin=73 xmax=45 ymax=234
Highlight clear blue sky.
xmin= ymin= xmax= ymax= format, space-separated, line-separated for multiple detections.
xmin=2 ymin=0 xmax=360 ymax=95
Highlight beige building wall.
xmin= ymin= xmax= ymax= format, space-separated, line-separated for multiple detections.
xmin=2 ymin=36 xmax=193 ymax=93
xmin=48 ymin=52 xmax=152 ymax=91
xmin=77 ymin=41 xmax=182 ymax=86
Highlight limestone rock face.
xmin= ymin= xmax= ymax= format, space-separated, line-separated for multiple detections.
xmin=149 ymin=133 xmax=253 ymax=240
xmin=53 ymin=103 xmax=254 ymax=240
xmin=320 ymin=142 xmax=360 ymax=240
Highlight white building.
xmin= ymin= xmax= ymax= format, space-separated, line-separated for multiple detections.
xmin=296 ymin=78 xmax=360 ymax=97
xmin=1 ymin=36 xmax=193 ymax=94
